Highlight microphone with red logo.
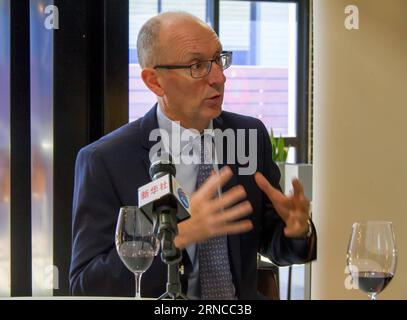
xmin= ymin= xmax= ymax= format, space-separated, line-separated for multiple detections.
xmin=138 ymin=153 xmax=190 ymax=299
xmin=138 ymin=153 xmax=191 ymax=223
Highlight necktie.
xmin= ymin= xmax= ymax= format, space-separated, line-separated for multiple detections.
xmin=197 ymin=135 xmax=236 ymax=300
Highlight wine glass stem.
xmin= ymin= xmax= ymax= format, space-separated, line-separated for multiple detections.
xmin=369 ymin=293 xmax=377 ymax=300
xmin=135 ymin=272 xmax=142 ymax=299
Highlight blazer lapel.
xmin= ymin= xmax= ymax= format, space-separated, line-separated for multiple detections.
xmin=140 ymin=104 xmax=195 ymax=272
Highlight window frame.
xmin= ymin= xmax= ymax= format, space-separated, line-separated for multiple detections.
xmin=213 ymin=0 xmax=309 ymax=163
xmin=127 ymin=0 xmax=310 ymax=163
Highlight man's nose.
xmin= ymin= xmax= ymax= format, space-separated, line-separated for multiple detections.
xmin=207 ymin=62 xmax=226 ymax=85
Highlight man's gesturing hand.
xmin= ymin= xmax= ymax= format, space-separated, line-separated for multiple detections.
xmin=174 ymin=166 xmax=253 ymax=249
xmin=255 ymin=172 xmax=310 ymax=238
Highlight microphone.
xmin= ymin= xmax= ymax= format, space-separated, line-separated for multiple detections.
xmin=139 ymin=153 xmax=190 ymax=300
xmin=138 ymin=153 xmax=191 ymax=223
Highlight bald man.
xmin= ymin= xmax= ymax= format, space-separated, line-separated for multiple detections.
xmin=70 ymin=12 xmax=316 ymax=300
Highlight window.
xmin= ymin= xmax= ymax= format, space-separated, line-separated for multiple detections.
xmin=128 ymin=0 xmax=309 ymax=300
xmin=129 ymin=0 xmax=207 ymax=121
xmin=0 ymin=0 xmax=11 ymax=297
xmin=129 ymin=0 xmax=304 ymax=161
xmin=219 ymin=1 xmax=298 ymax=162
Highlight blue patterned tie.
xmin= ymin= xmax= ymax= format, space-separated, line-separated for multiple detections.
xmin=197 ymin=135 xmax=236 ymax=300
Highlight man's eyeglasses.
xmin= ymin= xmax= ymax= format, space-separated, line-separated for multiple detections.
xmin=153 ymin=51 xmax=233 ymax=79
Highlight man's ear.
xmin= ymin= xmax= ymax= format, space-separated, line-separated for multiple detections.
xmin=141 ymin=68 xmax=164 ymax=97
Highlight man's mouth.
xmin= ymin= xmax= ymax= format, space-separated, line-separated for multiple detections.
xmin=207 ymin=94 xmax=221 ymax=100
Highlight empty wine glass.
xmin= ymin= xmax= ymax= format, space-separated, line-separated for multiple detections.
xmin=347 ymin=221 xmax=397 ymax=300
xmin=115 ymin=206 xmax=159 ymax=299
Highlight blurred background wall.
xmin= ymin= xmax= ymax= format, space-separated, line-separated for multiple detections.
xmin=313 ymin=0 xmax=407 ymax=299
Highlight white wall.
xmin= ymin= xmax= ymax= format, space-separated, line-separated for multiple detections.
xmin=313 ymin=0 xmax=407 ymax=299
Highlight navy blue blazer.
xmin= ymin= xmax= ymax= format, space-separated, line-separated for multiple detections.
xmin=69 ymin=105 xmax=316 ymax=299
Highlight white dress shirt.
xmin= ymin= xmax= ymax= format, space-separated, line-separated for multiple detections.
xmin=156 ymin=105 xmax=218 ymax=299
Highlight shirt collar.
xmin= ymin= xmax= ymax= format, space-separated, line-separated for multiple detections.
xmin=156 ymin=104 xmax=214 ymax=157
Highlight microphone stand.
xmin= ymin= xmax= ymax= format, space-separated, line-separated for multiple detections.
xmin=156 ymin=205 xmax=188 ymax=300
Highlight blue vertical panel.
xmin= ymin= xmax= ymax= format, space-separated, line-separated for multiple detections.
xmin=30 ymin=0 xmax=54 ymax=296
xmin=0 ymin=0 xmax=11 ymax=297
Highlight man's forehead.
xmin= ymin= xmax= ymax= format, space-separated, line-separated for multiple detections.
xmin=174 ymin=43 xmax=222 ymax=63
xmin=184 ymin=46 xmax=223 ymax=58
xmin=160 ymin=23 xmax=222 ymax=61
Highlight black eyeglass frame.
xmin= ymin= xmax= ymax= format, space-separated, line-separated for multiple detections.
xmin=153 ymin=51 xmax=233 ymax=78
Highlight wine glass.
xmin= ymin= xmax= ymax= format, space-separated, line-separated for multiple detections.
xmin=115 ymin=206 xmax=159 ymax=299
xmin=347 ymin=221 xmax=397 ymax=300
